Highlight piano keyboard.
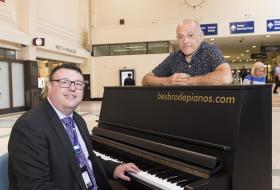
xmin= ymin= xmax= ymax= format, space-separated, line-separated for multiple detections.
xmin=94 ymin=150 xmax=198 ymax=190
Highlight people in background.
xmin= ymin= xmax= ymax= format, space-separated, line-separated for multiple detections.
xmin=142 ymin=19 xmax=232 ymax=86
xmin=273 ymin=63 xmax=280 ymax=94
xmin=239 ymin=66 xmax=248 ymax=82
xmin=232 ymin=68 xmax=242 ymax=84
xmin=243 ymin=62 xmax=266 ymax=85
xmin=8 ymin=63 xmax=139 ymax=190
xmin=124 ymin=73 xmax=135 ymax=86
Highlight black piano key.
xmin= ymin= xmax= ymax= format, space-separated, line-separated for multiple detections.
xmin=183 ymin=175 xmax=199 ymax=181
xmin=133 ymin=163 xmax=146 ymax=169
xmin=144 ymin=165 xmax=161 ymax=172
xmin=94 ymin=144 xmax=204 ymax=188
xmin=177 ymin=179 xmax=191 ymax=187
xmin=177 ymin=178 xmax=197 ymax=187
xmin=176 ymin=175 xmax=200 ymax=187
xmin=122 ymin=159 xmax=132 ymax=163
xmin=133 ymin=161 xmax=150 ymax=167
xmin=155 ymin=170 xmax=171 ymax=177
xmin=156 ymin=172 xmax=172 ymax=178
xmin=140 ymin=164 xmax=158 ymax=171
xmin=168 ymin=176 xmax=187 ymax=183
xmin=156 ymin=171 xmax=177 ymax=179
xmin=166 ymin=175 xmax=183 ymax=182
xmin=173 ymin=178 xmax=190 ymax=185
xmin=147 ymin=167 xmax=166 ymax=174
xmin=133 ymin=159 xmax=147 ymax=164
xmin=146 ymin=167 xmax=160 ymax=172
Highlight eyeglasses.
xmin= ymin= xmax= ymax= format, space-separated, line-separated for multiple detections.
xmin=51 ymin=79 xmax=85 ymax=90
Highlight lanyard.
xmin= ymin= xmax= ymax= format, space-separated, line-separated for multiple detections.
xmin=69 ymin=125 xmax=82 ymax=156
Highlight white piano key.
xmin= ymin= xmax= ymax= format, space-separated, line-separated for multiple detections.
xmin=94 ymin=150 xmax=122 ymax=163
xmin=93 ymin=150 xmax=184 ymax=190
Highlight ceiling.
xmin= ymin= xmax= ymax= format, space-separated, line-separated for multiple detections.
xmin=172 ymin=33 xmax=280 ymax=65
xmin=203 ymin=33 xmax=280 ymax=64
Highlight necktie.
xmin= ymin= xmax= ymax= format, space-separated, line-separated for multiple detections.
xmin=62 ymin=117 xmax=97 ymax=190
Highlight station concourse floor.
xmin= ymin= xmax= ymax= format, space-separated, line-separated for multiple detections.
xmin=1 ymin=99 xmax=280 ymax=190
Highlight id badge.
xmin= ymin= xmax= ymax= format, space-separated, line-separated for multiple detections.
xmin=81 ymin=166 xmax=93 ymax=189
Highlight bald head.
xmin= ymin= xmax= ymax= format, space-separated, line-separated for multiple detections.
xmin=176 ymin=19 xmax=204 ymax=56
xmin=176 ymin=19 xmax=202 ymax=35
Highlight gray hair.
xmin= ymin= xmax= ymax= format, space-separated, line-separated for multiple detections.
xmin=177 ymin=19 xmax=202 ymax=34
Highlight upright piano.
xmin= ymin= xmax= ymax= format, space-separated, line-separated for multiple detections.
xmin=91 ymin=85 xmax=272 ymax=190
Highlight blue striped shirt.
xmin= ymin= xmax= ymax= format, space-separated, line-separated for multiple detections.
xmin=243 ymin=75 xmax=266 ymax=84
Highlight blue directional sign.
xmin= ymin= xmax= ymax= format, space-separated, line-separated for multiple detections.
xmin=267 ymin=19 xmax=280 ymax=32
xmin=229 ymin=21 xmax=254 ymax=34
xmin=200 ymin=23 xmax=218 ymax=35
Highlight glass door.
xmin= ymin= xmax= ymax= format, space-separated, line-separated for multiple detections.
xmin=0 ymin=61 xmax=10 ymax=109
xmin=12 ymin=63 xmax=25 ymax=107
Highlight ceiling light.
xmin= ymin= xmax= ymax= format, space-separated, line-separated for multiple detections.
xmin=246 ymin=50 xmax=250 ymax=52
xmin=252 ymin=45 xmax=257 ymax=48
xmin=224 ymin=55 xmax=231 ymax=58
xmin=131 ymin=48 xmax=146 ymax=51
xmin=210 ymin=38 xmax=215 ymax=41
xmin=241 ymin=53 xmax=244 ymax=56
xmin=266 ymin=35 xmax=271 ymax=38
xmin=237 ymin=57 xmax=240 ymax=59
xmin=232 ymin=60 xmax=236 ymax=62
xmin=113 ymin=49 xmax=128 ymax=52
xmin=125 ymin=46 xmax=145 ymax=49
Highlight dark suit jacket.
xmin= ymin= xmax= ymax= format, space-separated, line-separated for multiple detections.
xmin=8 ymin=99 xmax=118 ymax=190
xmin=124 ymin=78 xmax=135 ymax=86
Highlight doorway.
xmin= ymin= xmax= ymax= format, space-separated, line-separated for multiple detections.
xmin=83 ymin=74 xmax=91 ymax=101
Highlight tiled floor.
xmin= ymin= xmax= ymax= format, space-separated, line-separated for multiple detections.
xmin=1 ymin=100 xmax=280 ymax=189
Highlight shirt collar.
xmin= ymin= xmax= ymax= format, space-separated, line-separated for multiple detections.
xmin=179 ymin=41 xmax=204 ymax=58
xmin=47 ymin=97 xmax=73 ymax=120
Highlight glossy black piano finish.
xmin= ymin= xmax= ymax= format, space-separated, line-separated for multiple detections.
xmin=91 ymin=85 xmax=272 ymax=190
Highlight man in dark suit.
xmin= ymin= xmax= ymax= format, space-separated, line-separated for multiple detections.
xmin=8 ymin=63 xmax=139 ymax=190
xmin=123 ymin=73 xmax=135 ymax=86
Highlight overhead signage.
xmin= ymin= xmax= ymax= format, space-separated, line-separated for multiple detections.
xmin=267 ymin=19 xmax=280 ymax=32
xmin=200 ymin=23 xmax=218 ymax=35
xmin=55 ymin=45 xmax=77 ymax=55
xmin=229 ymin=21 xmax=254 ymax=34
xmin=250 ymin=53 xmax=267 ymax=59
xmin=260 ymin=45 xmax=280 ymax=53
